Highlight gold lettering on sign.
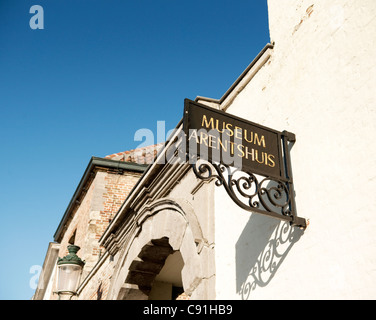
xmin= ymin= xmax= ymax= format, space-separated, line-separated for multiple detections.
xmin=191 ymin=114 xmax=277 ymax=169
xmin=201 ymin=115 xmax=266 ymax=148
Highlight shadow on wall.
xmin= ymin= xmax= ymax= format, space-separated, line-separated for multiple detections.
xmin=236 ymin=213 xmax=304 ymax=299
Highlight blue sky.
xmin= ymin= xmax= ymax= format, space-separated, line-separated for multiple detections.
xmin=0 ymin=0 xmax=269 ymax=299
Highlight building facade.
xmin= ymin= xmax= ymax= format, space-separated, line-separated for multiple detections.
xmin=34 ymin=0 xmax=376 ymax=300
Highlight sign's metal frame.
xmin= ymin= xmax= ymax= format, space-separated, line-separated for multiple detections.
xmin=183 ymin=99 xmax=307 ymax=229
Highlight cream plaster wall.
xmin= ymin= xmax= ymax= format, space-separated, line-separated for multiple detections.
xmin=215 ymin=0 xmax=376 ymax=299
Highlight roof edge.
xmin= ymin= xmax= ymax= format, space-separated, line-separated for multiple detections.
xmin=195 ymin=42 xmax=274 ymax=108
xmin=53 ymin=157 xmax=149 ymax=242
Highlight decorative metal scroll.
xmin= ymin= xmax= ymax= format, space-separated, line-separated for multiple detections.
xmin=190 ymin=155 xmax=306 ymax=229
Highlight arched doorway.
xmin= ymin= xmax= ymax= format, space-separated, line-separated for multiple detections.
xmin=121 ymin=237 xmax=185 ymax=300
xmin=109 ymin=199 xmax=213 ymax=300
xmin=148 ymin=250 xmax=185 ymax=300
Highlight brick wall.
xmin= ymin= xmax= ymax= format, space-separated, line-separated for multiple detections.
xmin=47 ymin=167 xmax=143 ymax=299
xmin=79 ymin=256 xmax=114 ymax=300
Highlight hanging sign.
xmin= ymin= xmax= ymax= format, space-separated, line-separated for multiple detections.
xmin=183 ymin=99 xmax=284 ymax=179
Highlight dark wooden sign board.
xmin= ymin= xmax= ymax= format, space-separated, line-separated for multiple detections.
xmin=183 ymin=99 xmax=285 ymax=180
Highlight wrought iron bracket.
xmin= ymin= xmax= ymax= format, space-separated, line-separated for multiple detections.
xmin=188 ymin=132 xmax=307 ymax=229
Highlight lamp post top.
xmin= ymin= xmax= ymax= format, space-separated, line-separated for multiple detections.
xmin=57 ymin=245 xmax=85 ymax=267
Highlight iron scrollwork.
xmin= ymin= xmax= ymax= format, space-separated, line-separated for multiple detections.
xmin=190 ymin=156 xmax=306 ymax=228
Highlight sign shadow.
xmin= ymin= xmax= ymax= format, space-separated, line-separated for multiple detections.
xmin=235 ymin=213 xmax=304 ymax=299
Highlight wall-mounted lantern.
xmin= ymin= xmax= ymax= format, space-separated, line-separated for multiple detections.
xmin=56 ymin=245 xmax=85 ymax=300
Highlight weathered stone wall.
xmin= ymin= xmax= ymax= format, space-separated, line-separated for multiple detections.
xmin=214 ymin=0 xmax=376 ymax=299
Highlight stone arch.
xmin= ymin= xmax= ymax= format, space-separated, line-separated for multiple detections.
xmin=109 ymin=199 xmax=206 ymax=300
xmin=118 ymin=237 xmax=175 ymax=299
